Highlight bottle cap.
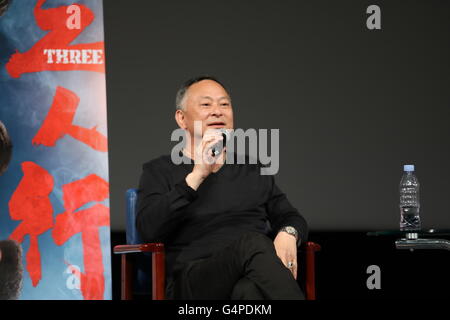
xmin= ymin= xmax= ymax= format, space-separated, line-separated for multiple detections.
xmin=404 ymin=164 xmax=415 ymax=172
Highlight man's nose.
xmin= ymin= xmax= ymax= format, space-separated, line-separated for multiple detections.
xmin=210 ymin=102 xmax=223 ymax=117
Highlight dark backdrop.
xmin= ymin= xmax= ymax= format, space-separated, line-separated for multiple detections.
xmin=104 ymin=0 xmax=450 ymax=232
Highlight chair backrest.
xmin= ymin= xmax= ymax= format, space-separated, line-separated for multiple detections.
xmin=125 ymin=188 xmax=141 ymax=245
xmin=125 ymin=188 xmax=152 ymax=296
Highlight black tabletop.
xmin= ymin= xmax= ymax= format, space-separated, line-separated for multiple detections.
xmin=367 ymin=229 xmax=450 ymax=237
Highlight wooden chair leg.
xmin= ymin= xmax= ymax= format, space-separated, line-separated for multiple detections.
xmin=152 ymin=251 xmax=165 ymax=300
xmin=305 ymin=242 xmax=321 ymax=300
xmin=121 ymin=254 xmax=133 ymax=300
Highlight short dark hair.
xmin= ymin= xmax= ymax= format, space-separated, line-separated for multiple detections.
xmin=0 ymin=240 xmax=23 ymax=300
xmin=0 ymin=0 xmax=12 ymax=17
xmin=175 ymin=75 xmax=230 ymax=111
xmin=0 ymin=121 xmax=12 ymax=176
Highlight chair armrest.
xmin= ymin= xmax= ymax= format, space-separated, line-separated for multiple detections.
xmin=305 ymin=241 xmax=321 ymax=252
xmin=114 ymin=243 xmax=164 ymax=254
xmin=114 ymin=243 xmax=166 ymax=300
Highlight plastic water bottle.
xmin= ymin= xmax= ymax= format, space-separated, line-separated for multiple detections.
xmin=399 ymin=164 xmax=421 ymax=231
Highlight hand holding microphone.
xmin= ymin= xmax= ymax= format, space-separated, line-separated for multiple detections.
xmin=210 ymin=129 xmax=229 ymax=157
xmin=197 ymin=128 xmax=228 ymax=166
xmin=186 ymin=129 xmax=229 ymax=190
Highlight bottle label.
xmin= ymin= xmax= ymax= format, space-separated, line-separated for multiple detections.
xmin=400 ymin=186 xmax=419 ymax=207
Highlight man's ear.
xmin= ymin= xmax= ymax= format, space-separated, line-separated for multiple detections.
xmin=175 ymin=109 xmax=187 ymax=130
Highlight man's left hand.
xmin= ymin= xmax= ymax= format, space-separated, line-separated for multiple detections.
xmin=273 ymin=231 xmax=298 ymax=280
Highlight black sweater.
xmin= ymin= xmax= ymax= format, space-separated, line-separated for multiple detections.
xmin=136 ymin=153 xmax=308 ymax=280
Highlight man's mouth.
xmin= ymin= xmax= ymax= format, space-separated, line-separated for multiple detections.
xmin=207 ymin=122 xmax=226 ymax=127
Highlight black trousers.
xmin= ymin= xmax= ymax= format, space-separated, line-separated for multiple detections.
xmin=168 ymin=232 xmax=305 ymax=300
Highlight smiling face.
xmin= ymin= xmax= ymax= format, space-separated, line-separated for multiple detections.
xmin=175 ymin=79 xmax=234 ymax=139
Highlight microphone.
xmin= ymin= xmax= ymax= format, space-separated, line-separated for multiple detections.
xmin=210 ymin=129 xmax=230 ymax=157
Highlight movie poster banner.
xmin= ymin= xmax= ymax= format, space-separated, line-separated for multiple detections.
xmin=0 ymin=0 xmax=111 ymax=300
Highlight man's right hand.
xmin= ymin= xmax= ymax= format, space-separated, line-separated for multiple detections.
xmin=185 ymin=130 xmax=226 ymax=191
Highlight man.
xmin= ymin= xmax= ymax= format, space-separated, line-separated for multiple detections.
xmin=0 ymin=120 xmax=22 ymax=300
xmin=136 ymin=76 xmax=308 ymax=299
xmin=0 ymin=120 xmax=12 ymax=175
xmin=0 ymin=239 xmax=23 ymax=300
xmin=0 ymin=0 xmax=11 ymax=17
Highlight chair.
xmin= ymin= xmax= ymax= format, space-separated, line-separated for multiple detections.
xmin=113 ymin=189 xmax=321 ymax=300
